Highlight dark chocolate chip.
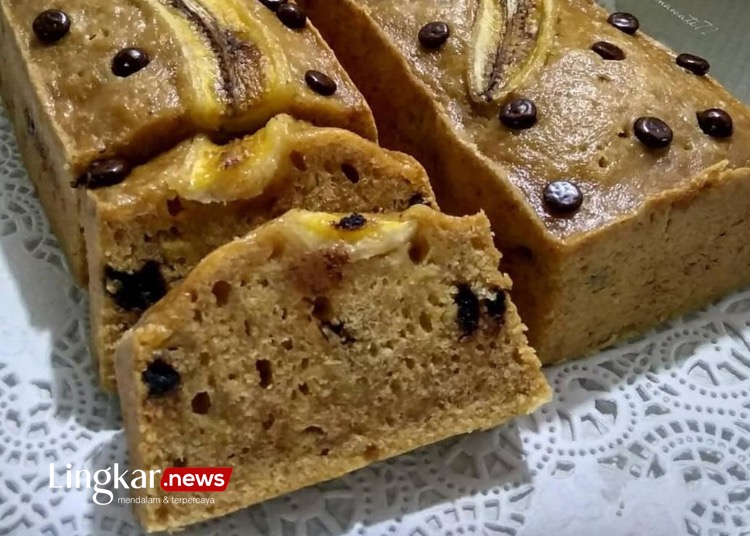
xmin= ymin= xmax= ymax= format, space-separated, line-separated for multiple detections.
xmin=418 ymin=22 xmax=450 ymax=49
xmin=112 ymin=47 xmax=150 ymax=78
xmin=697 ymin=109 xmax=733 ymax=138
xmin=277 ymin=4 xmax=307 ymax=29
xmin=105 ymin=261 xmax=167 ymax=312
xmin=76 ymin=158 xmax=132 ymax=189
xmin=633 ymin=117 xmax=673 ymax=149
xmin=259 ymin=0 xmax=288 ymax=11
xmin=305 ymin=70 xmax=337 ymax=96
xmin=591 ymin=41 xmax=625 ymax=60
xmin=454 ymin=284 xmax=480 ymax=337
xmin=191 ymin=392 xmax=211 ymax=414
xmin=33 ymin=10 xmax=71 ymax=44
xmin=607 ymin=12 xmax=639 ymax=35
xmin=142 ymin=358 xmax=180 ymax=397
xmin=500 ymin=98 xmax=538 ymax=130
xmin=484 ymin=290 xmax=507 ymax=322
xmin=543 ymin=180 xmax=584 ymax=214
xmin=334 ymin=214 xmax=367 ymax=231
xmin=408 ymin=193 xmax=429 ymax=207
xmin=676 ymin=53 xmax=710 ymax=76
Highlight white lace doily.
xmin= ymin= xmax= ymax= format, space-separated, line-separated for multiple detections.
xmin=1 ymin=97 xmax=749 ymax=536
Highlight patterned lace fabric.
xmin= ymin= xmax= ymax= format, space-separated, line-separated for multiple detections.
xmin=0 ymin=100 xmax=748 ymax=536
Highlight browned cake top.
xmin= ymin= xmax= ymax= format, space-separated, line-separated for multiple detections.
xmin=3 ymin=0 xmax=374 ymax=175
xmin=356 ymin=0 xmax=750 ymax=240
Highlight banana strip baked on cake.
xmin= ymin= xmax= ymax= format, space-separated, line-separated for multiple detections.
xmin=115 ymin=206 xmax=551 ymax=531
xmin=299 ymin=0 xmax=750 ymax=363
xmin=85 ymin=115 xmax=437 ymax=390
xmin=0 ymin=0 xmax=375 ymax=283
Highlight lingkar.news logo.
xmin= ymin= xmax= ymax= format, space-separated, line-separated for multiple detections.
xmin=49 ymin=464 xmax=233 ymax=505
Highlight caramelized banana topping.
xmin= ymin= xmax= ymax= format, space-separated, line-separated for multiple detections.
xmin=468 ymin=0 xmax=555 ymax=103
xmin=166 ymin=0 xmax=262 ymax=111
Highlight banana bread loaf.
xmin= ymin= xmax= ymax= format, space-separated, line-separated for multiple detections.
xmin=115 ymin=206 xmax=550 ymax=531
xmin=0 ymin=0 xmax=375 ymax=283
xmin=299 ymin=0 xmax=750 ymax=363
xmin=85 ymin=115 xmax=436 ymax=390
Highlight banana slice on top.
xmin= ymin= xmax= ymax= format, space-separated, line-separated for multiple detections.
xmin=468 ymin=0 xmax=556 ymax=103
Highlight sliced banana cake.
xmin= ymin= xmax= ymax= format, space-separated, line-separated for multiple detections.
xmin=115 ymin=206 xmax=551 ymax=531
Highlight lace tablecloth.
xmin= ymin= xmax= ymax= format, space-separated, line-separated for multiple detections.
xmin=1 ymin=85 xmax=749 ymax=536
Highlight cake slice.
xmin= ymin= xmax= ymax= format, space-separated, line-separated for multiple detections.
xmin=115 ymin=206 xmax=551 ymax=531
xmin=84 ymin=115 xmax=436 ymax=390
xmin=0 ymin=0 xmax=375 ymax=282
xmin=298 ymin=0 xmax=750 ymax=364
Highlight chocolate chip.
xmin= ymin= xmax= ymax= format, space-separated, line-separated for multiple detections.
xmin=633 ymin=117 xmax=673 ymax=149
xmin=277 ymin=4 xmax=307 ymax=29
xmin=112 ymin=48 xmax=150 ymax=77
xmin=454 ymin=284 xmax=480 ymax=337
xmin=697 ymin=109 xmax=733 ymax=138
xmin=676 ymin=53 xmax=710 ymax=76
xmin=334 ymin=214 xmax=367 ymax=231
xmin=259 ymin=0 xmax=287 ymax=11
xmin=484 ymin=290 xmax=507 ymax=322
xmin=591 ymin=41 xmax=625 ymax=61
xmin=305 ymin=70 xmax=337 ymax=96
xmin=408 ymin=193 xmax=429 ymax=207
xmin=142 ymin=358 xmax=180 ymax=397
xmin=607 ymin=12 xmax=639 ymax=35
xmin=543 ymin=180 xmax=584 ymax=214
xmin=75 ymin=158 xmax=131 ymax=189
xmin=500 ymin=98 xmax=537 ymax=130
xmin=418 ymin=22 xmax=450 ymax=49
xmin=33 ymin=10 xmax=71 ymax=44
xmin=105 ymin=261 xmax=167 ymax=311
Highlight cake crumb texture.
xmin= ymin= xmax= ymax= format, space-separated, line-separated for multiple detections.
xmin=115 ymin=206 xmax=550 ymax=531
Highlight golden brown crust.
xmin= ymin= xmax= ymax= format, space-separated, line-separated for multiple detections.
xmin=300 ymin=0 xmax=749 ymax=239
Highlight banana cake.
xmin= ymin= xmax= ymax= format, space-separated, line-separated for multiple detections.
xmin=115 ymin=206 xmax=551 ymax=531
xmin=0 ymin=0 xmax=375 ymax=283
xmin=299 ymin=0 xmax=750 ymax=363
xmin=85 ymin=115 xmax=436 ymax=390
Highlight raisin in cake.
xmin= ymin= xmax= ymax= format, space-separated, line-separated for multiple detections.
xmin=115 ymin=206 xmax=550 ymax=531
xmin=85 ymin=115 xmax=436 ymax=390
xmin=298 ymin=0 xmax=750 ymax=363
xmin=0 ymin=0 xmax=375 ymax=283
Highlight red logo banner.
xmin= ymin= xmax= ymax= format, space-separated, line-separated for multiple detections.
xmin=159 ymin=468 xmax=233 ymax=492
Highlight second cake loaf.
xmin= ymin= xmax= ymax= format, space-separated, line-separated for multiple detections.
xmin=299 ymin=0 xmax=750 ymax=364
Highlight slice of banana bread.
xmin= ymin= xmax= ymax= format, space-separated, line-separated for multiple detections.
xmin=299 ymin=0 xmax=750 ymax=364
xmin=115 ymin=206 xmax=550 ymax=531
xmin=0 ymin=0 xmax=375 ymax=283
xmin=85 ymin=115 xmax=436 ymax=391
